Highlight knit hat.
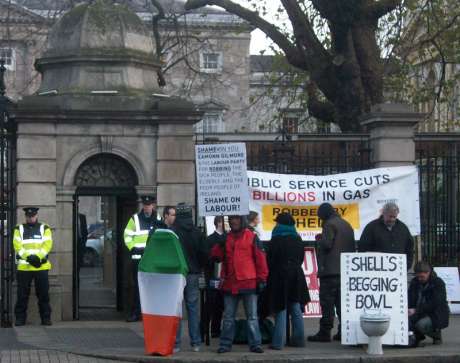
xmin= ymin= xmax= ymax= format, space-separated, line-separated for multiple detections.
xmin=414 ymin=261 xmax=432 ymax=273
xmin=275 ymin=212 xmax=295 ymax=226
xmin=317 ymin=203 xmax=335 ymax=220
xmin=175 ymin=203 xmax=193 ymax=219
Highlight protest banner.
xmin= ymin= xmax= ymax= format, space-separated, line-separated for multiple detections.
xmin=341 ymin=253 xmax=408 ymax=345
xmin=196 ymin=143 xmax=249 ymax=217
xmin=248 ymin=166 xmax=420 ymax=241
xmin=434 ymin=267 xmax=460 ymax=314
xmin=303 ymin=247 xmax=321 ymax=318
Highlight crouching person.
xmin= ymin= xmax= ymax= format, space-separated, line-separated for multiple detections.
xmin=408 ymin=261 xmax=449 ymax=347
xmin=211 ymin=215 xmax=268 ymax=354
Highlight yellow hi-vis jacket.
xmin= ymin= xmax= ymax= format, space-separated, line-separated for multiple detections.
xmin=13 ymin=223 xmax=53 ymax=271
xmin=124 ymin=214 xmax=151 ymax=260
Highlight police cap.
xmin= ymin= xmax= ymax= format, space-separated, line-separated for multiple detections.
xmin=23 ymin=207 xmax=39 ymax=217
xmin=140 ymin=195 xmax=156 ymax=205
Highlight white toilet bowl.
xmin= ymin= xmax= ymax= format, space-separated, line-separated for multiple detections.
xmin=360 ymin=311 xmax=391 ymax=355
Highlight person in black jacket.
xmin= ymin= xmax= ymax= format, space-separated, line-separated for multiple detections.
xmin=408 ymin=261 xmax=449 ymax=347
xmin=204 ymin=216 xmax=226 ymax=338
xmin=267 ymin=213 xmax=310 ymax=350
xmin=359 ymin=202 xmax=414 ymax=270
xmin=172 ymin=203 xmax=207 ymax=352
xmin=308 ymin=203 xmax=355 ymax=342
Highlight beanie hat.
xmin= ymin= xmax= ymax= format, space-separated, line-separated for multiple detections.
xmin=175 ymin=203 xmax=193 ymax=219
xmin=414 ymin=261 xmax=432 ymax=273
xmin=318 ymin=203 xmax=335 ymax=221
xmin=275 ymin=212 xmax=295 ymax=226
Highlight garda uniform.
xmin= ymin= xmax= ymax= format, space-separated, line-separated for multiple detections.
xmin=124 ymin=195 xmax=162 ymax=321
xmin=13 ymin=207 xmax=53 ymax=326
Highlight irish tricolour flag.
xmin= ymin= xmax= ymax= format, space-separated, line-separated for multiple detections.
xmin=138 ymin=229 xmax=188 ymax=356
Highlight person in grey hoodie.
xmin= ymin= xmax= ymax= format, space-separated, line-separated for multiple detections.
xmin=308 ymin=203 xmax=355 ymax=342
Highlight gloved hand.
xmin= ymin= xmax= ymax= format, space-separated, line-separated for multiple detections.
xmin=26 ymin=255 xmax=42 ymax=268
xmin=256 ymin=281 xmax=267 ymax=294
xmin=315 ymin=233 xmax=322 ymax=241
xmin=130 ymin=247 xmax=144 ymax=256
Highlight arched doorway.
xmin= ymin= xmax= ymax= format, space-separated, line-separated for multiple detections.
xmin=73 ymin=153 xmax=139 ymax=320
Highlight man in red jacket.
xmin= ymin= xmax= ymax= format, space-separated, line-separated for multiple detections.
xmin=211 ymin=215 xmax=268 ymax=354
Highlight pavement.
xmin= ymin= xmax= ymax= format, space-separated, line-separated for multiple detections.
xmin=1 ymin=316 xmax=459 ymax=363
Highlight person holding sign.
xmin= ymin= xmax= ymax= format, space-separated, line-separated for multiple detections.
xmin=408 ymin=261 xmax=449 ymax=347
xmin=359 ymin=202 xmax=414 ymax=270
xmin=211 ymin=215 xmax=268 ymax=354
xmin=266 ymin=212 xmax=310 ymax=350
xmin=308 ymin=203 xmax=355 ymax=342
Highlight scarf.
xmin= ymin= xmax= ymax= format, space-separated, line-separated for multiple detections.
xmin=271 ymin=223 xmax=298 ymax=237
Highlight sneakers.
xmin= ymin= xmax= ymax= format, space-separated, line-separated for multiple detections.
xmin=217 ymin=347 xmax=231 ymax=354
xmin=191 ymin=345 xmax=201 ymax=352
xmin=250 ymin=346 xmax=264 ymax=353
xmin=41 ymin=319 xmax=52 ymax=326
xmin=173 ymin=347 xmax=181 ymax=354
xmin=308 ymin=331 xmax=331 ymax=342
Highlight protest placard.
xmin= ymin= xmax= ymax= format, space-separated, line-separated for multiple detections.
xmin=248 ymin=166 xmax=420 ymax=241
xmin=196 ymin=143 xmax=249 ymax=217
xmin=303 ymin=247 xmax=321 ymax=318
xmin=434 ymin=267 xmax=460 ymax=314
xmin=341 ymin=253 xmax=408 ymax=345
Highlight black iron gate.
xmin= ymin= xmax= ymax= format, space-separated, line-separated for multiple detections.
xmin=416 ymin=134 xmax=460 ymax=266
xmin=0 ymin=60 xmax=17 ymax=328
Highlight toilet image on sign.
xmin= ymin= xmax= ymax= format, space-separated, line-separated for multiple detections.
xmin=360 ymin=310 xmax=391 ymax=355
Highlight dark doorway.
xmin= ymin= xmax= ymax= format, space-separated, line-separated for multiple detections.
xmin=72 ymin=153 xmax=139 ymax=320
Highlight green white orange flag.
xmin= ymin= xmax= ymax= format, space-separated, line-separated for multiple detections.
xmin=138 ymin=229 xmax=188 ymax=356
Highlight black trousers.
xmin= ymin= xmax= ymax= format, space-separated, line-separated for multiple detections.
xmin=319 ymin=275 xmax=341 ymax=332
xmin=15 ymin=270 xmax=51 ymax=321
xmin=205 ymin=289 xmax=224 ymax=335
xmin=130 ymin=259 xmax=141 ymax=316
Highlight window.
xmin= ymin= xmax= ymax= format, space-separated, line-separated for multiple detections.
xmin=0 ymin=48 xmax=15 ymax=71
xmin=282 ymin=115 xmax=299 ymax=134
xmin=200 ymin=52 xmax=222 ymax=73
xmin=195 ymin=112 xmax=223 ymax=133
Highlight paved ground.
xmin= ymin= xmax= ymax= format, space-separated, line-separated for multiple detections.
xmin=1 ymin=316 xmax=459 ymax=362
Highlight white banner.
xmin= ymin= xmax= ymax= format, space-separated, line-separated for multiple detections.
xmin=434 ymin=267 xmax=460 ymax=314
xmin=341 ymin=253 xmax=408 ymax=345
xmin=196 ymin=143 xmax=249 ymax=217
xmin=248 ymin=166 xmax=420 ymax=241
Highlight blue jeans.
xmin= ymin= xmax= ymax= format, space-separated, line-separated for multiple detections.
xmin=272 ymin=302 xmax=305 ymax=349
xmin=175 ymin=274 xmax=201 ymax=347
xmin=220 ymin=293 xmax=262 ymax=350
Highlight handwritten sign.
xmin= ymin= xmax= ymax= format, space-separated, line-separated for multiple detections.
xmin=434 ymin=267 xmax=460 ymax=314
xmin=303 ymin=247 xmax=321 ymax=318
xmin=341 ymin=253 xmax=408 ymax=345
xmin=196 ymin=143 xmax=249 ymax=217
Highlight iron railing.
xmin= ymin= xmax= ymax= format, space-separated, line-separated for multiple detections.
xmin=0 ymin=59 xmax=17 ymax=328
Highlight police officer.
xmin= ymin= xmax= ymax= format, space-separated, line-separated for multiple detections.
xmin=124 ymin=195 xmax=162 ymax=322
xmin=13 ymin=207 xmax=53 ymax=326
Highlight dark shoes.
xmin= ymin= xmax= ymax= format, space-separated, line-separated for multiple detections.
xmin=333 ymin=332 xmax=341 ymax=341
xmin=15 ymin=319 xmax=25 ymax=327
xmin=41 ymin=318 xmax=52 ymax=326
xmin=432 ymin=330 xmax=442 ymax=345
xmin=308 ymin=331 xmax=331 ymax=342
xmin=126 ymin=314 xmax=141 ymax=322
xmin=217 ymin=347 xmax=231 ymax=354
xmin=250 ymin=346 xmax=264 ymax=353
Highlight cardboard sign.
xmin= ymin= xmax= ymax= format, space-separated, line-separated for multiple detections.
xmin=196 ymin=143 xmax=249 ymax=217
xmin=248 ymin=166 xmax=420 ymax=241
xmin=341 ymin=253 xmax=408 ymax=345
xmin=303 ymin=247 xmax=321 ymax=318
xmin=434 ymin=267 xmax=460 ymax=314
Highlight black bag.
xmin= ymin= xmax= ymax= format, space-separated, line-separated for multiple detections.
xmin=233 ymin=318 xmax=274 ymax=344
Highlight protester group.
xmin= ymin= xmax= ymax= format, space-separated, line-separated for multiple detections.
xmin=13 ymin=198 xmax=449 ymax=353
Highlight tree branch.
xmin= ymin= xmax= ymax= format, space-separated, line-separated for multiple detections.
xmin=367 ymin=0 xmax=401 ymax=19
xmin=306 ymin=82 xmax=336 ymax=124
xmin=150 ymin=0 xmax=166 ymax=86
xmin=184 ymin=0 xmax=306 ymax=69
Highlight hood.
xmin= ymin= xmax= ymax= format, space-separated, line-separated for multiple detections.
xmin=174 ymin=215 xmax=194 ymax=231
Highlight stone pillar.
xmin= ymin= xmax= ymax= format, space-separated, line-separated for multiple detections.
xmin=156 ymin=124 xmax=196 ymax=211
xmin=16 ymin=122 xmax=62 ymax=323
xmin=360 ymin=103 xmax=423 ymax=167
